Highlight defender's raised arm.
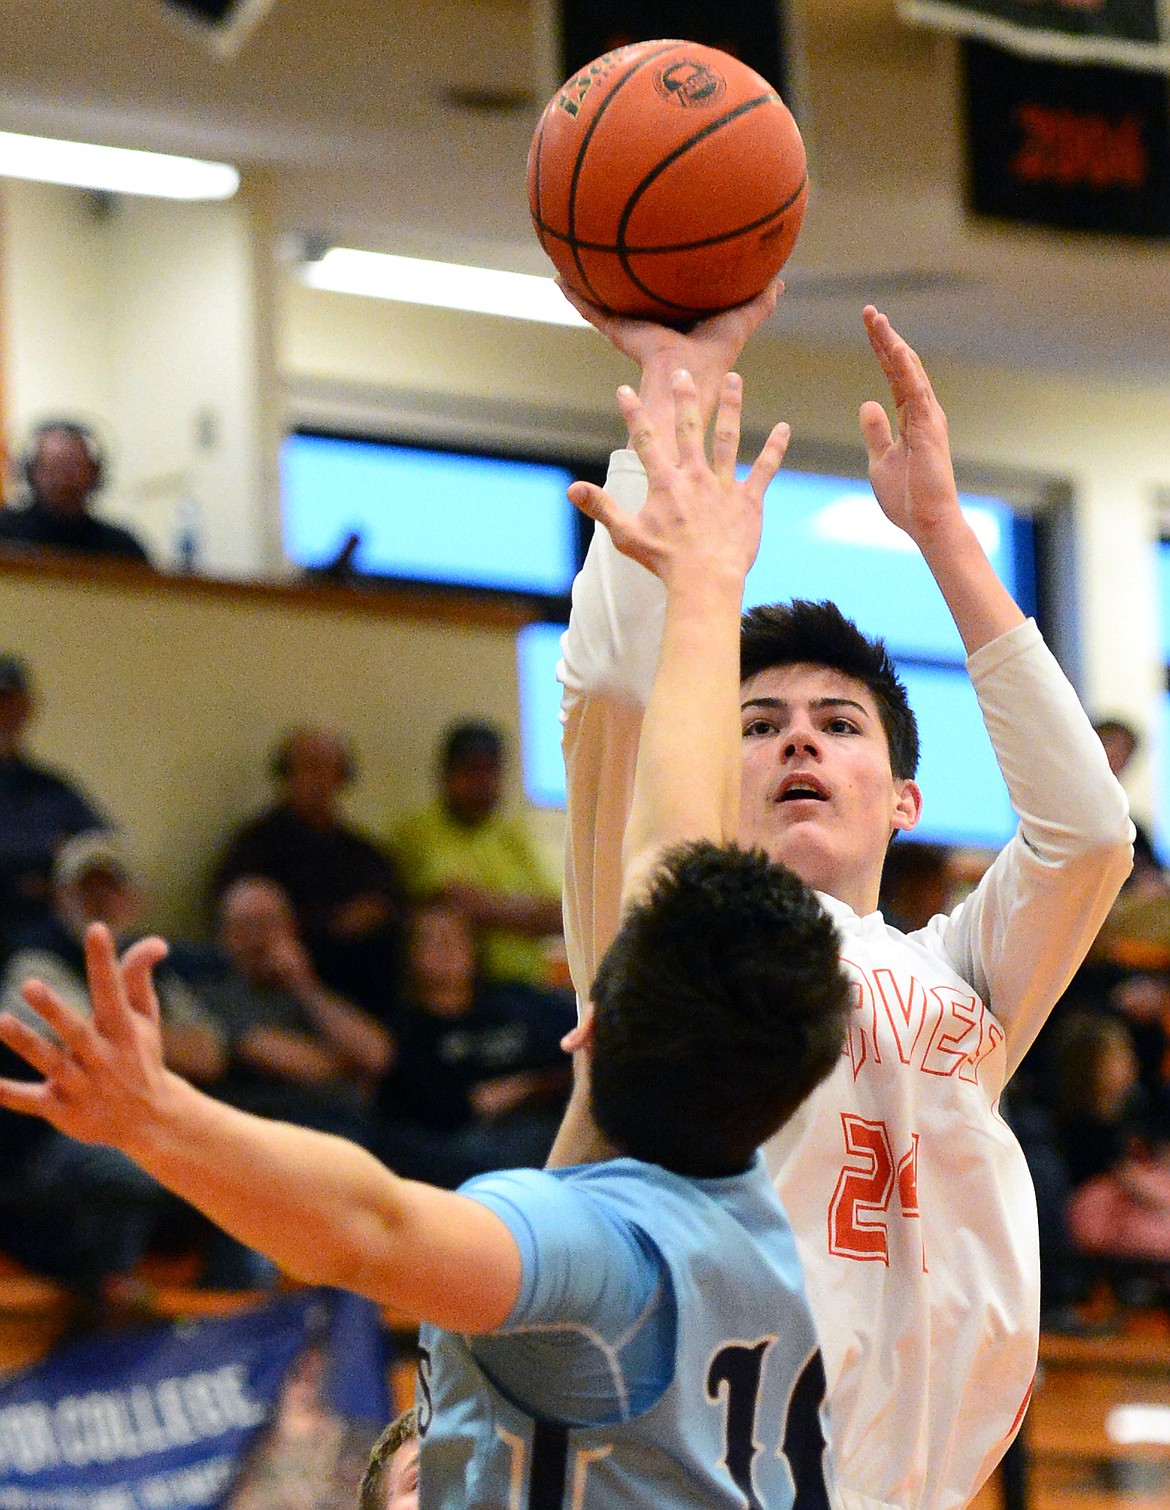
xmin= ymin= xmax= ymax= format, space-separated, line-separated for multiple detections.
xmin=566 ymin=369 xmax=788 ymax=907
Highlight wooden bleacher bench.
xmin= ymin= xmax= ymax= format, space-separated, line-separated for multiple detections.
xmin=1025 ymin=1308 xmax=1170 ymax=1500
xmin=0 ymin=1254 xmax=76 ymax=1375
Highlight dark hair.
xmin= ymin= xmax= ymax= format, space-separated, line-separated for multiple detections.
xmin=1093 ymin=716 xmax=1137 ymax=740
xmin=740 ymin=600 xmax=919 ymax=780
xmin=359 ymin=1407 xmax=418 ymax=1510
xmin=440 ymin=719 xmax=504 ymax=772
xmin=589 ymin=840 xmax=850 ymax=1177
xmin=1092 ymin=716 xmax=1139 ymax=755
xmin=25 ymin=419 xmax=106 ymax=491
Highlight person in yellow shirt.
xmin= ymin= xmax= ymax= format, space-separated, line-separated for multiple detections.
xmin=390 ymin=721 xmax=562 ymax=989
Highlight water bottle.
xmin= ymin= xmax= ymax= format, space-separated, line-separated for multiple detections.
xmin=173 ymin=494 xmax=202 ymax=574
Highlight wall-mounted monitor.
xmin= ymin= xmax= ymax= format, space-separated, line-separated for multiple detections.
xmin=281 ymin=431 xmax=580 ymax=599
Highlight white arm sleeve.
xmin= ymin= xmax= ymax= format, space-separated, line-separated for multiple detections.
xmin=558 ymin=450 xmax=663 ymax=1003
xmin=926 ymin=618 xmax=1133 ymax=1075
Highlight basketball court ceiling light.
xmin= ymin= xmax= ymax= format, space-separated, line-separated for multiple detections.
xmin=0 ymin=132 xmax=240 ymax=200
xmin=299 ymin=248 xmax=589 ymax=328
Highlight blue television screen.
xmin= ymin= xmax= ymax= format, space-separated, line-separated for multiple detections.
xmin=281 ymin=432 xmax=579 ymax=596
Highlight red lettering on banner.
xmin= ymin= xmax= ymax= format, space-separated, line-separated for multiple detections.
xmin=1012 ymin=104 xmax=1148 ymax=191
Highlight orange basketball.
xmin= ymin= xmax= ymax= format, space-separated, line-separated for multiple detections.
xmin=527 ymin=39 xmax=808 ymax=322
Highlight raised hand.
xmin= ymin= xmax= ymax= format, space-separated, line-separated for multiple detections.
xmin=567 ymin=369 xmax=789 ymax=590
xmin=0 ymin=925 xmax=171 ymax=1154
xmin=859 ymin=305 xmax=962 ymax=544
xmin=559 ymin=280 xmax=781 ymax=443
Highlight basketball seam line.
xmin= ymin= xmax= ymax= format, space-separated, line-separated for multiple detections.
xmin=566 ymin=42 xmax=682 ymax=306
xmin=531 ymin=172 xmax=807 ymax=255
xmin=614 ymin=89 xmax=800 ymax=312
xmin=613 ymin=92 xmax=788 ymax=250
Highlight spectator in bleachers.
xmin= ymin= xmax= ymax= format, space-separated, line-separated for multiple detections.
xmin=389 ymin=720 xmax=564 ymax=991
xmin=0 ymin=830 xmax=259 ymax=1290
xmin=0 ymin=420 xmax=150 ymax=563
xmin=372 ymin=899 xmax=573 ymax=1188
xmin=0 ymin=654 xmax=109 ymax=962
xmin=1109 ymin=972 xmax=1170 ymax=1133
xmin=1053 ymin=1011 xmax=1170 ymax=1273
xmin=1093 ymin=716 xmax=1164 ymax=893
xmin=213 ymin=727 xmax=406 ymax=1023
xmin=0 ymin=830 xmax=225 ymax=1081
xmin=198 ymin=876 xmax=391 ymax=1142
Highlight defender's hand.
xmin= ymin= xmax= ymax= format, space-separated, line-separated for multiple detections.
xmin=0 ymin=925 xmax=171 ymax=1153
xmin=567 ymin=369 xmax=789 ymax=589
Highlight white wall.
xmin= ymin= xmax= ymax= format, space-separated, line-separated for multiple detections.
xmin=1 ymin=181 xmax=113 ymax=442
xmin=0 ymin=178 xmax=277 ymax=578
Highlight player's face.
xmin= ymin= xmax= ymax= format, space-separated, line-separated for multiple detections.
xmin=384 ymin=1438 xmax=420 ymax=1510
xmin=738 ymin=662 xmax=921 ymax=916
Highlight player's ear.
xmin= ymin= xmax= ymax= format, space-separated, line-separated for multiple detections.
xmin=891 ymin=778 xmax=923 ymax=836
xmin=561 ymin=1003 xmax=596 ymax=1056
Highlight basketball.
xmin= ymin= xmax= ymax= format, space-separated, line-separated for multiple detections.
xmin=527 ymin=39 xmax=808 ymax=323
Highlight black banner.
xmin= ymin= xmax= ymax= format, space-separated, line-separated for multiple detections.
xmin=963 ymin=38 xmax=1170 ymax=234
xmin=901 ymin=0 xmax=1170 ymax=70
xmin=558 ymin=0 xmax=791 ymax=98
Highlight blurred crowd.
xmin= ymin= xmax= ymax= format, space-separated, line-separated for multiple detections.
xmin=880 ymin=716 xmax=1170 ymax=1326
xmin=0 ymin=650 xmax=574 ymax=1296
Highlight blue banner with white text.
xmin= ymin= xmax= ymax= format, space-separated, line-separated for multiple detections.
xmin=0 ymin=1292 xmax=324 ymax=1510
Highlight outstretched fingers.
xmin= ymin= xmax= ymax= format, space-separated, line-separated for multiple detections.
xmin=84 ymin=923 xmax=141 ymax=1045
xmin=863 ymin=305 xmax=934 ymax=414
xmin=615 ymin=382 xmax=676 ymax=484
xmin=0 ymin=1068 xmax=53 ymax=1117
xmin=669 ymin=369 xmax=705 ymax=467
xmin=0 ymin=1006 xmax=99 ymax=1126
xmin=859 ymin=398 xmax=895 ymax=468
xmin=742 ymin=421 xmax=791 ymax=503
xmin=566 ymin=479 xmax=647 ymax=568
xmin=120 ymin=935 xmax=169 ymax=1025
xmin=710 ymin=373 xmax=744 ymax=485
xmin=17 ymin=979 xmax=100 ymax=1065
xmin=0 ymin=1011 xmax=61 ymax=1080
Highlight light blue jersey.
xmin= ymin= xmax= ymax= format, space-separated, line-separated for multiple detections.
xmin=417 ymin=1155 xmax=832 ymax=1508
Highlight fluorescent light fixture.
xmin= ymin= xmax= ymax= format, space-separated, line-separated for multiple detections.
xmin=301 ymin=248 xmax=589 ymax=328
xmin=1106 ymin=1404 xmax=1170 ymax=1446
xmin=0 ymin=131 xmax=239 ymax=201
